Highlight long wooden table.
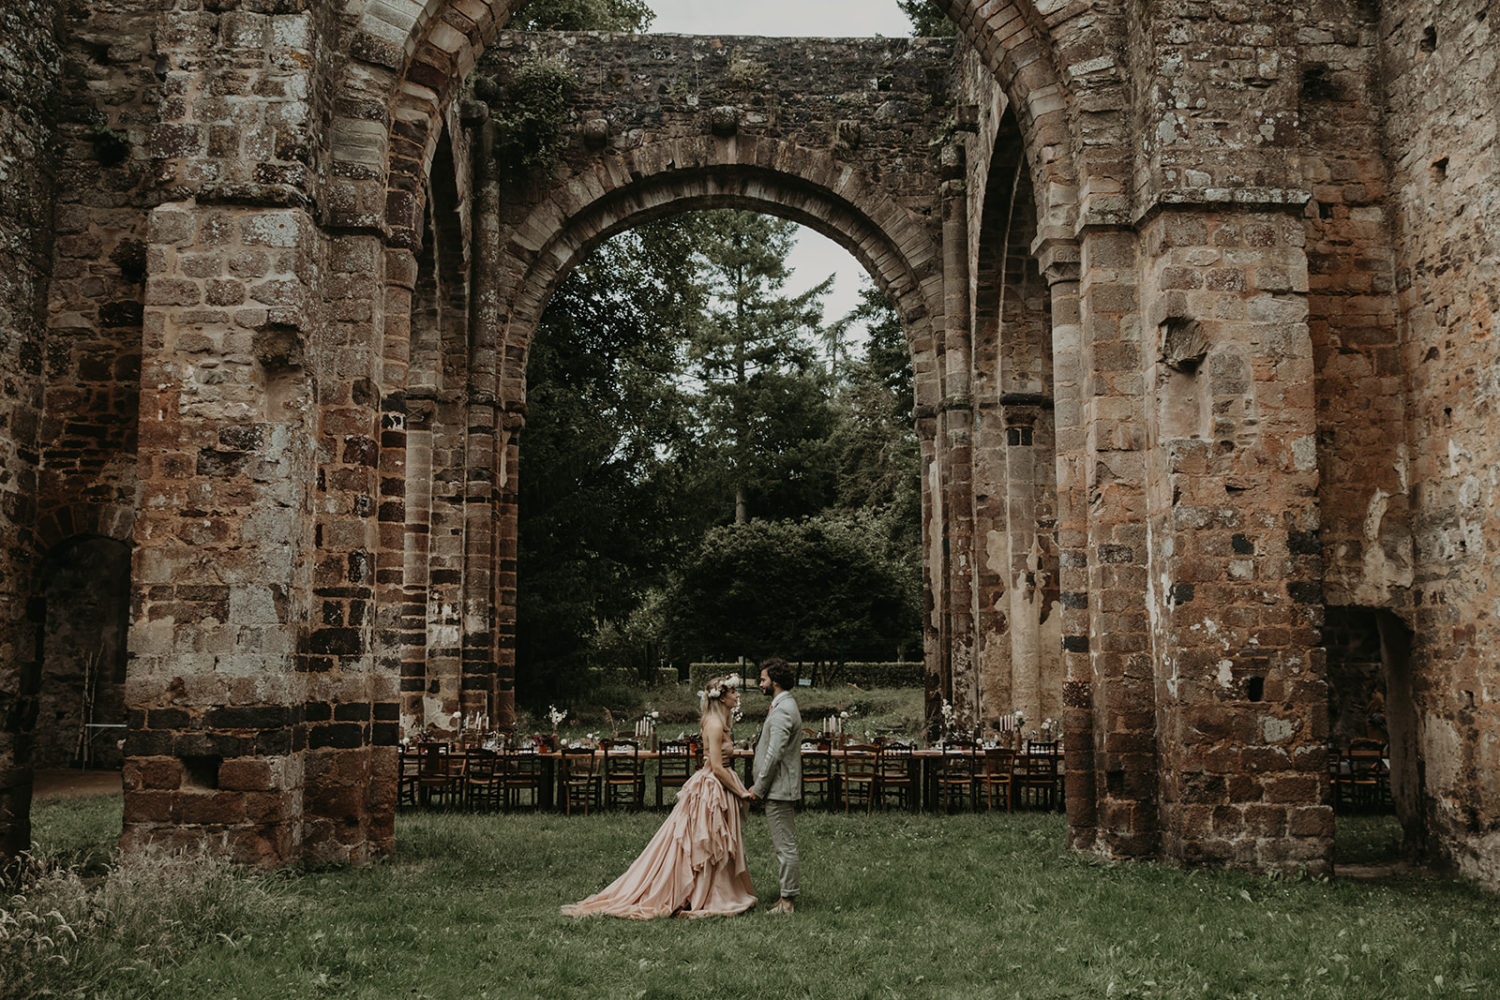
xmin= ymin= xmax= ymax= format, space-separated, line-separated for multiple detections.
xmin=400 ymin=743 xmax=1062 ymax=813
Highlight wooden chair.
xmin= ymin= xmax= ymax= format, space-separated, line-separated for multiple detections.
xmin=655 ymin=739 xmax=694 ymax=807
xmin=800 ymin=739 xmax=834 ymax=809
xmin=463 ymin=747 xmax=504 ymax=811
xmin=977 ymin=746 xmax=1016 ymax=811
xmin=601 ymin=739 xmax=646 ymax=809
xmin=501 ymin=749 xmax=545 ymax=810
xmin=560 ymin=746 xmax=601 ymax=816
xmin=398 ymin=747 xmax=421 ymax=809
xmin=933 ymin=741 xmax=980 ymax=812
xmin=1017 ymin=740 xmax=1061 ymax=810
xmin=875 ymin=742 xmax=915 ymax=810
xmin=1347 ymin=744 xmax=1389 ymax=811
xmin=416 ymin=741 xmax=461 ymax=809
xmin=840 ymin=744 xmax=881 ymax=813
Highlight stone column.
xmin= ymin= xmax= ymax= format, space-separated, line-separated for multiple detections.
xmin=1077 ymin=225 xmax=1159 ymax=858
xmin=124 ymin=201 xmax=320 ymax=866
xmin=1037 ymin=238 xmax=1097 ymax=849
xmin=1140 ymin=206 xmax=1329 ymax=874
xmin=939 ymin=160 xmax=979 ymax=728
xmin=918 ymin=406 xmax=943 ymax=736
xmin=494 ymin=409 xmax=523 ymax=729
xmin=970 ymin=393 xmax=1011 ymax=725
xmin=460 ymin=117 xmax=504 ymax=727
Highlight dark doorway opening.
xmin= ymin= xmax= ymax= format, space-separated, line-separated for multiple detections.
xmin=1325 ymin=605 xmax=1422 ymax=865
xmin=33 ymin=536 xmax=131 ymax=772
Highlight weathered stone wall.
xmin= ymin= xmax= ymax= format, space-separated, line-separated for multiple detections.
xmin=1297 ymin=0 xmax=1411 ymax=614
xmin=1140 ymin=206 xmax=1328 ymax=871
xmin=0 ymin=0 xmax=62 ymax=858
xmin=122 ymin=0 xmax=355 ymax=865
xmin=27 ymin=0 xmax=164 ymax=779
xmin=1380 ymin=0 xmax=1500 ymax=884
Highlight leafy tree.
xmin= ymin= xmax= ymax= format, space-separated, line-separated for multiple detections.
xmin=517 ymin=219 xmax=709 ymax=701
xmin=508 ymin=0 xmax=654 ymax=31
xmin=666 ymin=514 xmax=920 ymax=664
xmin=685 ymin=211 xmax=840 ymax=524
xmin=826 ymin=281 xmax=923 ymax=647
xmin=829 ymin=283 xmax=919 ymax=521
xmin=898 ymin=0 xmax=958 ymax=37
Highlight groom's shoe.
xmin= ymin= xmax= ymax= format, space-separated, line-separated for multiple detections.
xmin=768 ymin=898 xmax=795 ymax=914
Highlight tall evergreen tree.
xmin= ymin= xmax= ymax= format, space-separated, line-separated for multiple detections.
xmin=686 ymin=211 xmax=839 ymax=524
xmin=898 ymin=0 xmax=958 ymax=37
xmin=518 ymin=219 xmax=709 ymax=699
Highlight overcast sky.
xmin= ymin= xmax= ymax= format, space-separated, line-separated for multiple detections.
xmin=646 ymin=0 xmax=914 ymax=39
xmin=645 ymin=1 xmax=919 ymax=334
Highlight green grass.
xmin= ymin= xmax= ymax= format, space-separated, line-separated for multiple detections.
xmin=1333 ymin=813 xmax=1405 ymax=866
xmin=14 ymin=795 xmax=1500 ymax=999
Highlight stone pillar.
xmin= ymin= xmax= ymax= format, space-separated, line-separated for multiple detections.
xmin=460 ymin=393 xmax=499 ymax=723
xmin=939 ymin=162 xmax=978 ymax=727
xmin=918 ymin=406 xmax=943 ymax=736
xmin=971 ymin=394 xmax=1011 ymax=725
xmin=494 ymin=409 xmax=523 ymax=729
xmin=124 ymin=202 xmax=319 ymax=865
xmin=400 ymin=389 xmax=435 ymax=726
xmin=1141 ymin=206 xmax=1330 ymax=874
xmin=461 ymin=117 xmax=504 ymax=727
xmin=1037 ymin=238 xmax=1097 ymax=849
xmin=1077 ymin=225 xmax=1159 ymax=858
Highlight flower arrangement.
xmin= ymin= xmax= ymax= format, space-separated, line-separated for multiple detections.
xmin=547 ymin=704 xmax=566 ymax=732
xmin=697 ymin=674 xmax=741 ymax=702
xmin=940 ymin=698 xmax=958 ymax=734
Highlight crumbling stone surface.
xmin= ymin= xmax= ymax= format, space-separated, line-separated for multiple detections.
xmin=0 ymin=0 xmax=62 ymax=860
xmin=0 ymin=1 xmax=1496 ymax=888
xmin=1379 ymin=0 xmax=1500 ymax=884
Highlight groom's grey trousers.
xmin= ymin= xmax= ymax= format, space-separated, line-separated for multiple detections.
xmin=764 ymin=799 xmax=799 ymax=899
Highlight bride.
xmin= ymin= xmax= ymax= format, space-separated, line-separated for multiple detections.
xmin=561 ymin=675 xmax=757 ymax=919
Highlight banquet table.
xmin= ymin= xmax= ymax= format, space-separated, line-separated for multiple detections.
xmin=398 ymin=743 xmax=1062 ymax=813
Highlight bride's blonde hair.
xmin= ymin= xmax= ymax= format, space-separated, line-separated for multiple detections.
xmin=698 ymin=673 xmax=739 ymax=732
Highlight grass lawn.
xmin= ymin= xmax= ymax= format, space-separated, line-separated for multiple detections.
xmin=12 ymin=796 xmax=1500 ymax=999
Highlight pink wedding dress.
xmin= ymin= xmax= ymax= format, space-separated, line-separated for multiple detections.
xmin=561 ymin=744 xmax=757 ymax=919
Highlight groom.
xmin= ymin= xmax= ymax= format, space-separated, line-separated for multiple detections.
xmin=750 ymin=657 xmax=802 ymax=914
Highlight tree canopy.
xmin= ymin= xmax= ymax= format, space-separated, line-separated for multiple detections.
xmin=518 ymin=209 xmax=922 ymax=703
xmin=508 ymin=0 xmax=654 ymax=32
xmin=898 ymin=0 xmax=958 ymax=37
xmin=666 ymin=514 xmax=919 ymax=664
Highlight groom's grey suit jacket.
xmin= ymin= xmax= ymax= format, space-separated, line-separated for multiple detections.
xmin=752 ymin=690 xmax=803 ymax=802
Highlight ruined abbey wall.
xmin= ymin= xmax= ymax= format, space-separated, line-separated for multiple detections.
xmin=0 ymin=0 xmax=62 ymax=857
xmin=1380 ymin=0 xmax=1500 ymax=883
xmin=0 ymin=0 xmax=1496 ymax=887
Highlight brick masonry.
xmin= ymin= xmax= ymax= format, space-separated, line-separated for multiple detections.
xmin=0 ymin=0 xmax=1494 ymax=886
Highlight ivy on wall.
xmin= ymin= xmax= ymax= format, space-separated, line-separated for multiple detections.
xmin=486 ymin=57 xmax=580 ymax=179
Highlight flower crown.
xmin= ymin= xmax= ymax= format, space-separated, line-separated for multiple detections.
xmin=698 ymin=674 xmax=741 ymax=702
